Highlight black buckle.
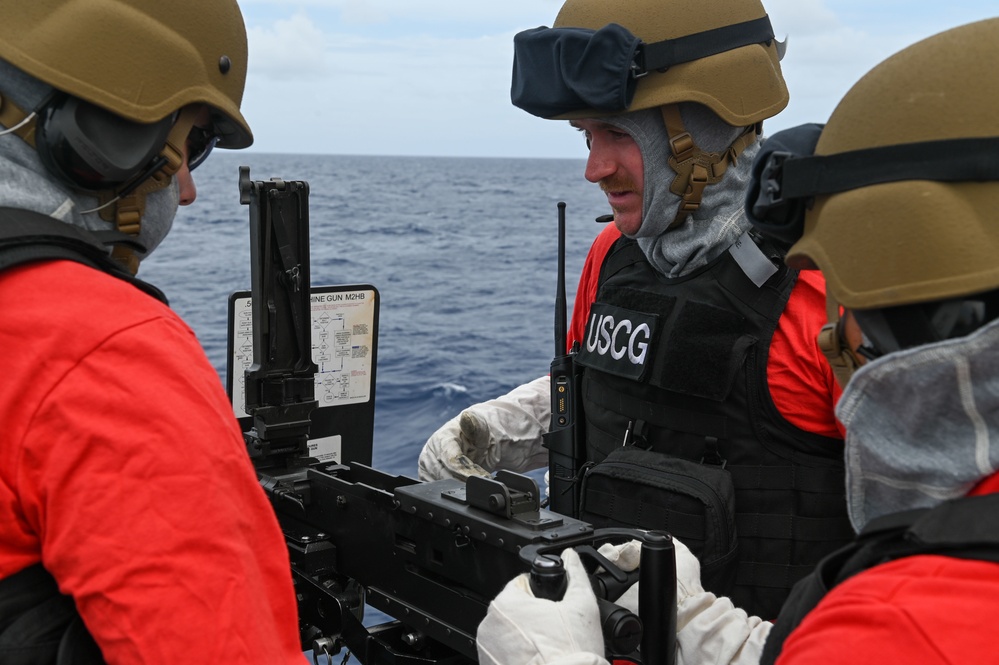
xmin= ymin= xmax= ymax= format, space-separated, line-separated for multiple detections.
xmin=630 ymin=43 xmax=649 ymax=79
xmin=756 ymin=150 xmax=791 ymax=211
xmin=700 ymin=436 xmax=727 ymax=469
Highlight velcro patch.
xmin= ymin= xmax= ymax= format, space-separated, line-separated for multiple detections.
xmin=576 ymin=303 xmax=658 ymax=380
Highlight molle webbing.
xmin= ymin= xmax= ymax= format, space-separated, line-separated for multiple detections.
xmin=579 ymin=234 xmax=851 ymax=618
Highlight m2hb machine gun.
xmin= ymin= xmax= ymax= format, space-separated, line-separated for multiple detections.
xmin=233 ymin=168 xmax=677 ymax=665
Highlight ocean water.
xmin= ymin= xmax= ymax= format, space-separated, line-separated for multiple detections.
xmin=141 ymin=152 xmax=607 ymax=478
xmin=138 ymin=152 xmax=608 ymax=662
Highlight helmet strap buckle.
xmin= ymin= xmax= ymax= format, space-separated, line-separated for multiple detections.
xmin=94 ymin=106 xmax=199 ymax=274
xmin=816 ymin=296 xmax=865 ymax=388
xmin=0 ymin=94 xmax=38 ymax=146
xmin=661 ymin=105 xmax=758 ymax=229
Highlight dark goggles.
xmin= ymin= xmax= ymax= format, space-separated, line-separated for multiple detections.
xmin=511 ymin=16 xmax=776 ymax=118
xmin=186 ymin=124 xmax=219 ymax=171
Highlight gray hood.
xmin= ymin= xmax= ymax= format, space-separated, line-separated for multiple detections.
xmin=0 ymin=57 xmax=177 ymax=262
xmin=604 ymin=103 xmax=761 ymax=278
xmin=837 ymin=316 xmax=999 ymax=532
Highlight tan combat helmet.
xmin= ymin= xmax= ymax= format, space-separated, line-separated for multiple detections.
xmin=512 ymin=0 xmax=789 ymax=225
xmin=0 ymin=0 xmax=253 ymax=272
xmin=747 ymin=18 xmax=999 ymax=378
xmin=787 ymin=17 xmax=999 ymax=313
xmin=0 ymin=0 xmax=251 ymax=148
xmin=551 ymin=0 xmax=788 ymax=125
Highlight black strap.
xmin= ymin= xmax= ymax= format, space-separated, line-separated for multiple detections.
xmin=0 ymin=207 xmax=167 ymax=304
xmin=762 ymin=494 xmax=999 ymax=664
xmin=638 ymin=15 xmax=775 ymax=75
xmin=781 ymin=137 xmax=999 ymax=199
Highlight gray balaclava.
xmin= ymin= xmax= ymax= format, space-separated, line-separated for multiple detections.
xmin=837 ymin=316 xmax=999 ymax=532
xmin=0 ymin=57 xmax=178 ymax=262
xmin=603 ymin=102 xmax=762 ymax=278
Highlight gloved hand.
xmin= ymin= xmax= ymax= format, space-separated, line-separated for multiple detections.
xmin=597 ymin=539 xmax=643 ymax=572
xmin=476 ymin=548 xmax=610 ymax=665
xmin=597 ymin=538 xmax=771 ymax=665
xmin=596 ymin=540 xmax=643 ymax=613
xmin=418 ymin=375 xmax=551 ymax=481
xmin=672 ymin=537 xmax=772 ymax=665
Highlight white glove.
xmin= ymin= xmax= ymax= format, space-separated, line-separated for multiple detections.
xmin=418 ymin=375 xmax=551 ymax=481
xmin=597 ymin=540 xmax=643 ymax=573
xmin=597 ymin=538 xmax=770 ymax=665
xmin=596 ymin=540 xmax=643 ymax=613
xmin=672 ymin=537 xmax=772 ymax=665
xmin=476 ymin=548 xmax=610 ymax=665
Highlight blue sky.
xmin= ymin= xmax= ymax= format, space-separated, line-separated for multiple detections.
xmin=234 ymin=1 xmax=997 ymax=158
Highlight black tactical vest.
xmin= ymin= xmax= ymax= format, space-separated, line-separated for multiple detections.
xmin=0 ymin=564 xmax=102 ymax=665
xmin=0 ymin=206 xmax=165 ymax=664
xmin=576 ymin=233 xmax=853 ymax=619
xmin=761 ymin=493 xmax=999 ymax=663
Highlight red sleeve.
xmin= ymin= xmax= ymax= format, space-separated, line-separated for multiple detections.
xmin=6 ymin=265 xmax=304 ymax=664
xmin=29 ymin=320 xmax=304 ymax=663
xmin=568 ymin=224 xmax=621 ymax=351
xmin=768 ymin=270 xmax=845 ymax=438
xmin=777 ymin=555 xmax=999 ymax=664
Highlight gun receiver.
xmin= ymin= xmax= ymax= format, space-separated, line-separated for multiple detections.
xmin=236 ymin=171 xmax=675 ymax=664
xmin=286 ymin=463 xmax=674 ymax=663
xmin=544 ymin=202 xmax=585 ymax=518
xmin=238 ymin=166 xmax=318 ymax=468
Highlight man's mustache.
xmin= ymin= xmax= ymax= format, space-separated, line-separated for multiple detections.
xmin=599 ymin=175 xmax=638 ymax=194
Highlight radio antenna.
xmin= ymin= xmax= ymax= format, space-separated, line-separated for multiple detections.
xmin=554 ymin=201 xmax=567 ymax=356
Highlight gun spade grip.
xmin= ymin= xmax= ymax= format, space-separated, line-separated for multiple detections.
xmin=529 ymin=554 xmax=568 ymax=601
xmin=640 ymin=533 xmax=676 ymax=665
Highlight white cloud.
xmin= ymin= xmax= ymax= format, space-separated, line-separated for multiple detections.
xmin=235 ymin=0 xmax=999 ymax=157
xmin=246 ymin=12 xmax=330 ymax=79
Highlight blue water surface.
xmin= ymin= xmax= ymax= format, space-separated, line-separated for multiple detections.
xmin=141 ymin=152 xmax=606 ymax=477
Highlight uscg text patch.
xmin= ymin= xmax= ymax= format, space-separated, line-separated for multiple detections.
xmin=576 ymin=303 xmax=658 ymax=381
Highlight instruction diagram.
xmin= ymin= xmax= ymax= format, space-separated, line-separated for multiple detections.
xmin=230 ymin=287 xmax=377 ymax=419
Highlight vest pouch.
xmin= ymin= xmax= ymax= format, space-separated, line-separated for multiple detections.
xmin=579 ymin=446 xmax=739 ymax=597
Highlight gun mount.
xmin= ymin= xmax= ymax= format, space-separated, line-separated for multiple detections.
xmin=233 ymin=168 xmax=677 ymax=664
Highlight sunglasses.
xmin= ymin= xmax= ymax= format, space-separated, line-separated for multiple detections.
xmin=186 ymin=124 xmax=219 ymax=171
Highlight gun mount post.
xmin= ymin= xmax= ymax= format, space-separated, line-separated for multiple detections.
xmin=239 ymin=166 xmax=318 ymax=467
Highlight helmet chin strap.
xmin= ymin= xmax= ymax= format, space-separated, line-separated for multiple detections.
xmin=1 ymin=93 xmax=196 ymax=275
xmin=817 ymin=294 xmax=866 ymax=389
xmin=660 ymin=104 xmax=760 ymax=229
xmin=93 ymin=106 xmax=196 ymax=274
xmin=0 ymin=92 xmax=37 ymax=144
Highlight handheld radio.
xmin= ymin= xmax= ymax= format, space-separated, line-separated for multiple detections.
xmin=543 ymin=202 xmax=584 ymax=517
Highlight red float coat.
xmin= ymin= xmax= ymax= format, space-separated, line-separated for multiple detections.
xmin=0 ymin=260 xmax=305 ymax=664
xmin=568 ymin=224 xmax=843 ymax=439
xmin=775 ymin=473 xmax=999 ymax=664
